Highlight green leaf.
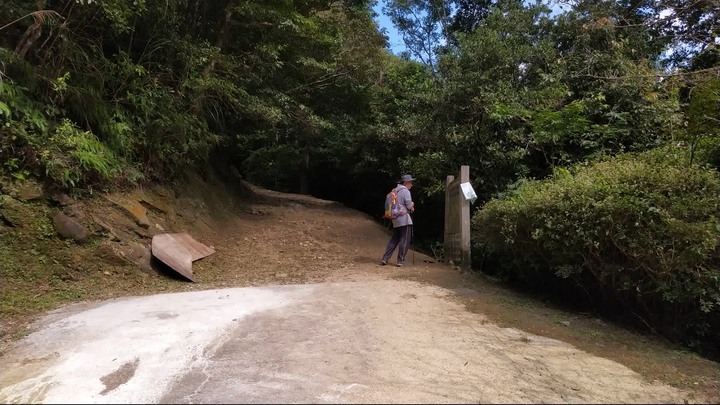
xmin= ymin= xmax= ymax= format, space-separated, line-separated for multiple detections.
xmin=0 ymin=101 xmax=10 ymax=117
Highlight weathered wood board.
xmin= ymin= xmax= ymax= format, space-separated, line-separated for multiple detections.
xmin=151 ymin=233 xmax=215 ymax=281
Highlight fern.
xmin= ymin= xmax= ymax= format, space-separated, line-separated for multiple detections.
xmin=0 ymin=10 xmax=63 ymax=32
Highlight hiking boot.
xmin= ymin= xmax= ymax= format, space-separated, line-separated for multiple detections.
xmin=380 ymin=260 xmax=388 ymax=266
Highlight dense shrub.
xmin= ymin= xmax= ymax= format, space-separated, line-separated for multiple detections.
xmin=473 ymin=147 xmax=720 ymax=354
xmin=1 ymin=79 xmax=139 ymax=189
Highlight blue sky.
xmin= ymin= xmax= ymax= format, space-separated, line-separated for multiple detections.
xmin=372 ymin=1 xmax=407 ymax=55
xmin=372 ymin=0 xmax=571 ymax=55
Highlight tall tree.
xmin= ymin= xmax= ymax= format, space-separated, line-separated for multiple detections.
xmin=382 ymin=0 xmax=452 ymax=71
xmin=448 ymin=0 xmax=498 ymax=38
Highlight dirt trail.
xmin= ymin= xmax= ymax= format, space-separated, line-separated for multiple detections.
xmin=1 ymin=182 xmax=718 ymax=403
xmin=197 ymin=186 xmax=718 ymax=403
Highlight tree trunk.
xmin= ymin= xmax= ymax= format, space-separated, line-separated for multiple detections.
xmin=299 ymin=147 xmax=310 ymax=195
xmin=190 ymin=0 xmax=233 ymax=115
xmin=14 ymin=0 xmax=48 ymax=60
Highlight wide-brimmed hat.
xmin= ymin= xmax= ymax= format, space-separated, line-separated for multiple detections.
xmin=398 ymin=174 xmax=416 ymax=183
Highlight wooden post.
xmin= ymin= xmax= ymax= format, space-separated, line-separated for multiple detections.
xmin=444 ymin=175 xmax=454 ymax=259
xmin=459 ymin=165 xmax=471 ymax=270
xmin=444 ymin=166 xmax=472 ymax=269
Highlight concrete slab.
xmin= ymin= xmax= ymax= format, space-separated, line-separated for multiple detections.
xmin=0 ymin=281 xmax=693 ymax=404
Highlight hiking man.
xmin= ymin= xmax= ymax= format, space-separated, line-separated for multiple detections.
xmin=381 ymin=174 xmax=416 ymax=267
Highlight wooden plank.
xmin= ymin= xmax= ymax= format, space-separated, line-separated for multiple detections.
xmin=152 ymin=235 xmax=194 ymax=281
xmin=172 ymin=233 xmax=215 ymax=261
xmin=151 ymin=233 xmax=215 ymax=282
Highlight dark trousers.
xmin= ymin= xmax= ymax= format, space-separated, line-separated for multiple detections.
xmin=382 ymin=225 xmax=413 ymax=264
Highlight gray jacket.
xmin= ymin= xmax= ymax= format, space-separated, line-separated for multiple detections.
xmin=391 ymin=184 xmax=414 ymax=228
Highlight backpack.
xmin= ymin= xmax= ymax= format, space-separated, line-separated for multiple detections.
xmin=383 ymin=188 xmax=404 ymax=219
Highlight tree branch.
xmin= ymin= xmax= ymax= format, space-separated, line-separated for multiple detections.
xmin=573 ymin=66 xmax=720 ymax=80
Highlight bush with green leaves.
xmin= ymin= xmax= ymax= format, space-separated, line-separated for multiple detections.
xmin=0 ymin=76 xmax=138 ymax=189
xmin=473 ymin=147 xmax=720 ymax=353
xmin=41 ymin=119 xmax=126 ymax=188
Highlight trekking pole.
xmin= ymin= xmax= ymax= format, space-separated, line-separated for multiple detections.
xmin=412 ymin=225 xmax=415 ymax=265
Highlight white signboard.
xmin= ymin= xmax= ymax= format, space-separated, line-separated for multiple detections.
xmin=460 ymin=182 xmax=477 ymax=204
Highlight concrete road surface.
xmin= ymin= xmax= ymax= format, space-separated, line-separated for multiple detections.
xmin=0 ymin=280 xmax=692 ymax=404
